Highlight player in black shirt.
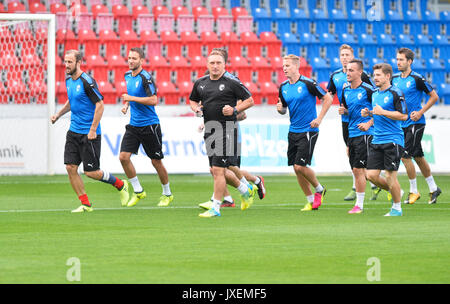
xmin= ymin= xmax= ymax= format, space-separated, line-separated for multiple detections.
xmin=189 ymin=50 xmax=257 ymax=218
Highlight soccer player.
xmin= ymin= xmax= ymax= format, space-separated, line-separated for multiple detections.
xmin=327 ymin=44 xmax=381 ymax=201
xmin=392 ymin=48 xmax=441 ymax=204
xmin=119 ymin=47 xmax=173 ymax=207
xmin=362 ymin=63 xmax=408 ymax=216
xmin=189 ymin=49 xmax=257 ymax=218
xmin=50 ymin=50 xmax=130 ymax=213
xmin=277 ymin=54 xmax=333 ymax=211
xmin=340 ymin=59 xmax=375 ymax=214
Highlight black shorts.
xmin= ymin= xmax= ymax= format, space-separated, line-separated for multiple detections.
xmin=342 ymin=121 xmax=349 ymax=147
xmin=205 ymin=126 xmax=239 ymax=168
xmin=287 ymin=131 xmax=319 ymax=166
xmin=402 ymin=124 xmax=425 ymax=159
xmin=348 ymin=134 xmax=372 ymax=169
xmin=120 ymin=124 xmax=164 ymax=159
xmin=64 ymin=130 xmax=101 ymax=172
xmin=367 ymin=142 xmax=403 ymax=171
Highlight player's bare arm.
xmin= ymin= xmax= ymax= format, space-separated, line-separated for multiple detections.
xmin=277 ymin=98 xmax=287 ymax=115
xmin=122 ymin=94 xmax=157 ymax=106
xmin=411 ymin=90 xmax=439 ymax=121
xmin=311 ymin=92 xmax=333 ymax=128
xmin=372 ymin=104 xmax=407 ymax=121
xmin=51 ymin=100 xmax=71 ymax=124
xmin=88 ymin=100 xmax=104 ymax=140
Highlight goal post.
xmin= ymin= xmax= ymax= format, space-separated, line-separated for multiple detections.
xmin=0 ymin=13 xmax=56 ymax=175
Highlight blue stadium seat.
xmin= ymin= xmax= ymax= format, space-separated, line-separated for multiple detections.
xmin=378 ymin=33 xmax=396 ymax=58
xmin=280 ymin=32 xmax=300 ymax=55
xmin=359 ymin=33 xmax=377 ymax=59
xmin=386 ymin=10 xmax=403 ymax=35
xmin=437 ymin=83 xmax=450 ymax=104
xmin=330 ymin=9 xmax=347 ymax=34
xmin=434 ymin=34 xmax=450 ymax=57
xmin=300 ymin=32 xmax=320 ymax=60
xmin=330 ymin=57 xmax=341 ymax=70
xmin=230 ymin=0 xmax=241 ymax=8
xmin=440 ymin=11 xmax=449 ymax=35
xmin=444 ymin=58 xmax=450 ymax=71
xmin=423 ymin=10 xmax=440 ymax=36
xmin=404 ymin=10 xmax=422 ymax=35
xmin=310 ymin=57 xmax=330 ymax=83
xmin=397 ymin=34 xmax=414 ymax=48
xmin=339 ymin=32 xmax=358 ymax=50
xmin=387 ymin=57 xmax=399 ymax=74
xmin=311 ymin=8 xmax=328 ymax=34
xmin=417 ymin=34 xmax=434 ymax=58
xmin=427 ymin=58 xmax=445 ymax=84
xmin=253 ymin=7 xmax=272 ymax=34
xmin=291 ymin=8 xmax=310 ymax=34
xmin=319 ymin=32 xmax=339 ymax=58
xmin=411 ymin=58 xmax=427 ymax=76
xmin=367 ymin=57 xmax=384 ymax=71
xmin=272 ymin=7 xmax=290 ymax=34
xmin=348 ymin=9 xmax=367 ymax=35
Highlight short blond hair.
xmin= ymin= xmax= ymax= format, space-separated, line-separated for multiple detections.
xmin=339 ymin=44 xmax=354 ymax=54
xmin=283 ymin=54 xmax=300 ymax=66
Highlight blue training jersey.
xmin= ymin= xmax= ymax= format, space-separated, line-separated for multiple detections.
xmin=342 ymin=82 xmax=375 ymax=138
xmin=391 ymin=71 xmax=433 ymax=128
xmin=327 ymin=68 xmax=374 ymax=123
xmin=66 ymin=72 xmax=103 ymax=135
xmin=279 ymin=75 xmax=326 ymax=133
xmin=125 ymin=69 xmax=159 ymax=127
xmin=371 ymin=85 xmax=407 ymax=146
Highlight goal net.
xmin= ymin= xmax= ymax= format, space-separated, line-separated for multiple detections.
xmin=0 ymin=14 xmax=55 ymax=175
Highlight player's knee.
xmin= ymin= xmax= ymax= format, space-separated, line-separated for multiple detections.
xmin=366 ymin=171 xmax=378 ymax=182
xmin=65 ymin=164 xmax=78 ymax=174
xmin=151 ymin=158 xmax=162 ymax=167
xmin=119 ymin=152 xmax=130 ymax=163
xmin=293 ymin=164 xmax=306 ymax=174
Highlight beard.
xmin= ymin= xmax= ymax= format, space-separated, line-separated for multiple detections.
xmin=66 ymin=67 xmax=77 ymax=75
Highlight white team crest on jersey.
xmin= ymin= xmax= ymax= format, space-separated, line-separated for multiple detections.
xmin=76 ymin=85 xmax=80 ymax=92
xmin=219 ymin=84 xmax=225 ymax=91
xmin=357 ymin=93 xmax=362 ymax=100
xmin=136 ymin=81 xmax=140 ymax=88
xmin=384 ymin=96 xmax=389 ymax=103
xmin=297 ymin=86 xmax=302 ymax=93
xmin=406 ymin=81 xmax=411 ymax=88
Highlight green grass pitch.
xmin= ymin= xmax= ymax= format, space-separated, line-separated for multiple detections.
xmin=0 ymin=174 xmax=449 ymax=283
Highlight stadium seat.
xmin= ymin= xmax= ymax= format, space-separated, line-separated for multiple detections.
xmin=148 ymin=55 xmax=170 ymax=81
xmin=320 ymin=32 xmax=339 ymax=58
xmin=427 ymin=58 xmax=445 ymax=84
xmin=359 ymin=33 xmax=377 ymax=59
xmin=270 ymin=56 xmax=285 ymax=83
xmin=240 ymin=31 xmax=262 ymax=57
xmin=385 ymin=9 xmax=403 ymax=35
xmin=300 ymin=32 xmax=320 ymax=60
xmin=99 ymin=30 xmax=120 ymax=58
xmin=236 ymin=15 xmax=254 ymax=36
xmin=107 ymin=54 xmax=128 ymax=81
xmin=0 ymin=2 xmax=5 ymax=13
xmin=137 ymin=14 xmax=154 ymax=33
xmin=120 ymin=29 xmax=141 ymax=53
xmin=434 ymin=35 xmax=450 ymax=58
xmin=231 ymin=7 xmax=248 ymax=20
xmin=311 ymin=8 xmax=328 ymax=34
xmin=260 ymin=31 xmax=282 ymax=58
xmin=114 ymin=79 xmax=127 ymax=97
xmin=330 ymin=9 xmax=347 ymax=34
xmin=91 ymin=4 xmax=108 ymax=19
xmin=217 ymin=15 xmax=234 ymax=35
xmin=440 ymin=11 xmax=450 ymax=35
xmin=171 ymin=55 xmax=190 ymax=83
xmin=180 ymin=31 xmax=201 ymax=58
xmin=56 ymin=12 xmax=71 ymax=31
xmin=152 ymin=5 xmax=170 ymax=19
xmin=172 ymin=6 xmax=190 ymax=19
xmin=404 ymin=10 xmax=421 ymax=35
xmin=112 ymin=4 xmax=133 ymax=32
xmin=253 ymin=7 xmax=271 ymax=34
xmin=177 ymin=80 xmax=193 ymax=104
xmin=378 ymin=33 xmax=396 ymax=59
xmin=200 ymin=31 xmax=221 ymax=55
xmin=96 ymin=13 xmax=114 ymax=33
xmin=209 ymin=0 xmax=223 ymax=9
xmin=280 ymin=32 xmax=300 ymax=55
xmin=243 ymin=81 xmax=261 ymax=104
xmin=132 ymin=5 xmax=150 ymax=20
xmin=197 ymin=15 xmax=215 ymax=34
xmin=310 ymin=57 xmax=330 ymax=83
xmin=190 ymin=55 xmax=207 ymax=79
xmin=291 ymin=8 xmax=309 ymax=35
xmin=76 ymin=13 xmax=93 ymax=32
xmin=272 ymin=7 xmax=290 ymax=34
xmin=56 ymin=29 xmax=78 ymax=52
xmin=229 ymin=56 xmax=251 ymax=83
xmin=212 ymin=7 xmax=229 ymax=20
xmin=141 ymin=30 xmax=161 ymax=57
xmin=330 ymin=57 xmax=341 ymax=70
xmin=7 ymin=1 xmax=26 ymax=13
xmin=250 ymin=56 xmax=271 ymax=82
xmin=78 ymin=29 xmax=99 ymax=57
xmin=55 ymin=80 xmax=67 ymax=104
xmin=417 ymin=34 xmax=434 ymax=58
xmin=220 ymin=31 xmax=240 ymax=58
xmin=397 ymin=34 xmax=414 ymax=48
xmin=411 ymin=58 xmax=426 ymax=75
xmin=423 ymin=10 xmax=440 ymax=36
xmin=177 ymin=14 xmax=195 ymax=34
xmin=437 ymin=83 xmax=450 ymax=104
xmin=192 ymin=6 xmax=210 ymax=21
xmin=348 ymin=9 xmax=367 ymax=35
xmin=161 ymin=30 xmax=182 ymax=57
xmin=85 ymin=54 xmax=108 ymax=82
xmin=97 ymin=81 xmax=116 ymax=104
xmin=259 ymin=81 xmax=279 ymax=104
xmin=158 ymin=81 xmax=178 ymax=104
xmin=29 ymin=2 xmax=47 ymax=13
xmin=157 ymin=14 xmax=175 ymax=34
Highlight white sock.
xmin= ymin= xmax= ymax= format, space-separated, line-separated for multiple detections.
xmin=224 ymin=195 xmax=233 ymax=202
xmin=409 ymin=178 xmax=418 ymax=194
xmin=254 ymin=176 xmax=261 ymax=184
xmin=306 ymin=195 xmax=314 ymax=203
xmin=129 ymin=176 xmax=143 ymax=193
xmin=352 ymin=173 xmax=356 ymax=189
xmin=211 ymin=193 xmax=215 ymax=201
xmin=212 ymin=199 xmax=221 ymax=212
xmin=392 ymin=202 xmax=402 ymax=211
xmin=162 ymin=182 xmax=171 ymax=196
xmin=356 ymin=192 xmax=365 ymax=209
xmin=240 ymin=177 xmax=252 ymax=189
xmin=315 ymin=184 xmax=324 ymax=193
xmin=237 ymin=182 xmax=249 ymax=195
xmin=425 ymin=176 xmax=438 ymax=192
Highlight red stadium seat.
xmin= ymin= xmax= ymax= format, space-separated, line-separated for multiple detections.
xmin=107 ymin=54 xmax=128 ymax=80
xmin=212 ymin=7 xmax=229 ymax=20
xmin=97 ymin=81 xmax=117 ymax=104
xmin=236 ymin=16 xmax=253 ymax=35
xmin=200 ymin=31 xmax=221 ymax=54
xmin=270 ymin=56 xmax=286 ymax=83
xmin=91 ymin=4 xmax=109 ymax=19
xmin=260 ymin=82 xmax=279 ymax=104
xmin=180 ymin=31 xmax=201 ymax=58
xmin=115 ymin=79 xmax=127 ymax=97
xmin=190 ymin=55 xmax=207 ymax=79
xmin=220 ymin=31 xmax=240 ymax=58
xmin=260 ymin=31 xmax=282 ymax=58
xmin=78 ymin=29 xmax=99 ymax=56
xmin=0 ymin=2 xmax=5 ymax=13
xmin=171 ymin=55 xmax=190 ymax=82
xmin=132 ymin=5 xmax=150 ymax=19
xmin=56 ymin=29 xmax=78 ymax=51
xmin=56 ymin=80 xmax=67 ymax=104
xmin=29 ymin=2 xmax=47 ymax=13
xmin=232 ymin=7 xmax=248 ymax=20
xmin=55 ymin=56 xmax=66 ymax=82
xmin=172 ymin=6 xmax=189 ymax=20
xmin=85 ymin=54 xmax=108 ymax=82
xmin=77 ymin=12 xmax=93 ymax=32
xmin=229 ymin=56 xmax=251 ymax=82
xmin=299 ymin=57 xmax=312 ymax=78
xmin=148 ymin=55 xmax=170 ymax=82
xmin=240 ymin=31 xmax=262 ymax=57
xmin=177 ymin=14 xmax=194 ymax=33
xmin=152 ymin=5 xmax=169 ymax=19
xmin=157 ymin=14 xmax=175 ymax=34
xmin=141 ymin=30 xmax=161 ymax=57
xmin=160 ymin=30 xmax=181 ymax=57
xmin=69 ymin=2 xmax=88 ymax=13
xmin=158 ymin=81 xmax=178 ymax=104
xmin=8 ymin=2 xmax=26 ymax=13
xmin=50 ymin=3 xmax=67 ymax=14
xmin=177 ymin=80 xmax=193 ymax=104
xmin=137 ymin=14 xmax=154 ymax=33
xmin=121 ymin=29 xmax=141 ymax=53
xmin=197 ymin=15 xmax=214 ymax=34
xmin=250 ymin=56 xmax=272 ymax=82
xmin=99 ymin=30 xmax=120 ymax=57
xmin=96 ymin=13 xmax=114 ymax=32
xmin=112 ymin=5 xmax=132 ymax=32
xmin=243 ymin=81 xmax=261 ymax=104
xmin=217 ymin=15 xmax=233 ymax=35
xmin=192 ymin=6 xmax=210 ymax=21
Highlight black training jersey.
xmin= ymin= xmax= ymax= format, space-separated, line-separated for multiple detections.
xmin=189 ymin=73 xmax=251 ymax=123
